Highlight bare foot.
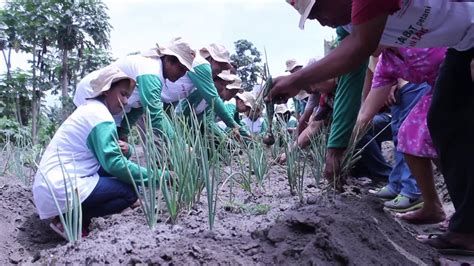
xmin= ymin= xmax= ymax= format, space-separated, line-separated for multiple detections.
xmin=422 ymin=232 xmax=474 ymax=255
xmin=397 ymin=207 xmax=446 ymax=224
xmin=438 ymin=214 xmax=452 ymax=232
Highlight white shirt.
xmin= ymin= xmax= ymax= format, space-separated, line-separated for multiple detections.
xmin=73 ymin=55 xmax=165 ymax=125
xmin=33 ymin=100 xmax=111 ymax=219
xmin=242 ymin=117 xmax=265 ymax=134
xmin=163 ymin=55 xmax=210 ymax=104
xmin=343 ymin=0 xmax=474 ymax=51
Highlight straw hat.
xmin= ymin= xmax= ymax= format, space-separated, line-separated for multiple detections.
xmin=236 ymin=91 xmax=257 ymax=109
xmin=275 ymin=104 xmax=291 ymax=114
xmin=294 ymin=90 xmax=310 ymax=100
xmin=89 ymin=66 xmax=136 ymax=99
xmin=217 ymin=70 xmax=238 ymax=82
xmin=143 ymin=37 xmax=195 ymax=72
xmin=200 ymin=43 xmax=231 ymax=64
xmin=226 ymin=78 xmax=243 ymax=91
xmin=286 ymin=0 xmax=316 ymax=30
xmin=285 ymin=59 xmax=303 ymax=72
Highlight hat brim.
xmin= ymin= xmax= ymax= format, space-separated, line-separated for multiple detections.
xmin=286 ymin=64 xmax=303 ymax=72
xmin=89 ymin=76 xmax=136 ymax=99
xmin=299 ymin=0 xmax=316 ymax=30
xmin=157 ymin=46 xmax=195 ymax=72
xmin=200 ymin=47 xmax=231 ymax=65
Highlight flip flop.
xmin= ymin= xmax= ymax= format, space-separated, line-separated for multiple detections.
xmin=416 ymin=233 xmax=442 ymax=241
xmin=422 ymin=233 xmax=474 ymax=256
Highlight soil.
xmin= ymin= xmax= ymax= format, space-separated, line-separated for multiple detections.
xmin=0 ymin=144 xmax=467 ymax=265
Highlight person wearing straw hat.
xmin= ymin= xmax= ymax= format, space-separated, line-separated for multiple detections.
xmin=173 ymin=43 xmax=243 ymax=136
xmin=73 ymin=37 xmax=195 ymax=141
xmin=286 ymin=59 xmax=309 ymax=120
xmin=274 ymin=103 xmax=298 ymax=133
xmin=197 ymin=70 xmax=252 ymax=140
xmin=237 ymin=91 xmax=268 ymax=136
xmin=34 ymin=67 xmax=167 ymax=240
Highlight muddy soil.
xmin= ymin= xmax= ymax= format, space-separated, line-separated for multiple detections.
xmin=0 ymin=144 xmax=465 ymax=265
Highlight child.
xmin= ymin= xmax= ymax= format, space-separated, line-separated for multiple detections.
xmin=33 ymin=67 xmax=161 ymax=240
xmin=357 ymin=47 xmax=447 ymax=222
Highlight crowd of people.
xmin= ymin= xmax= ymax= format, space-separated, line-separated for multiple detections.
xmin=32 ymin=0 xmax=473 ymax=256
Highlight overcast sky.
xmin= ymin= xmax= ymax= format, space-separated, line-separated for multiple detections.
xmin=2 ymin=0 xmax=336 ymax=76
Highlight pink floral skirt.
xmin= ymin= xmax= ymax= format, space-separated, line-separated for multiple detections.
xmin=397 ymin=89 xmax=438 ymax=158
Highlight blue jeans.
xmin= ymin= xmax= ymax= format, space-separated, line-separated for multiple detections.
xmin=353 ymin=113 xmax=392 ymax=178
xmin=81 ymin=176 xmax=138 ymax=227
xmin=387 ymin=82 xmax=431 ymax=199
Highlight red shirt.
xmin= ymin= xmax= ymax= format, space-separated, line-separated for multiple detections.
xmin=352 ymin=0 xmax=401 ymax=25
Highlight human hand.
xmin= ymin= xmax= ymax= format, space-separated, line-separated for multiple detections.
xmin=276 ymin=152 xmax=287 ymax=164
xmin=384 ymin=85 xmax=398 ymax=107
xmin=119 ymin=135 xmax=128 ymax=143
xmin=230 ymin=126 xmax=242 ymax=141
xmin=264 ymin=75 xmax=299 ymax=104
xmin=323 ymin=148 xmax=345 ymax=191
xmin=118 ymin=140 xmax=130 ymax=155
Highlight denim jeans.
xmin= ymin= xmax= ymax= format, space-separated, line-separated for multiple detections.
xmin=387 ymin=82 xmax=431 ymax=199
xmin=81 ymin=176 xmax=138 ymax=227
xmin=353 ymin=112 xmax=392 ymax=179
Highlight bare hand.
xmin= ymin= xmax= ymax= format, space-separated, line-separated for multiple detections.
xmin=264 ymin=75 xmax=299 ymax=104
xmin=276 ymin=153 xmax=287 ymax=164
xmin=323 ymin=148 xmax=345 ymax=191
xmin=230 ymin=126 xmax=242 ymax=141
xmin=384 ymin=85 xmax=398 ymax=107
xmin=118 ymin=140 xmax=130 ymax=155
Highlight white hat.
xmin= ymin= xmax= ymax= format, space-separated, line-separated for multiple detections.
xmin=226 ymin=78 xmax=243 ymax=91
xmin=275 ymin=104 xmax=291 ymax=114
xmin=286 ymin=0 xmax=316 ymax=30
xmin=143 ymin=37 xmax=195 ymax=72
xmin=200 ymin=43 xmax=231 ymax=64
xmin=285 ymin=59 xmax=303 ymax=72
xmin=236 ymin=91 xmax=257 ymax=109
xmin=217 ymin=70 xmax=238 ymax=82
xmin=89 ymin=66 xmax=136 ymax=99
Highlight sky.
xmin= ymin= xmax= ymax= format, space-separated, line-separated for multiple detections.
xmin=2 ymin=0 xmax=336 ymax=75
xmin=1 ymin=0 xmax=336 ymax=106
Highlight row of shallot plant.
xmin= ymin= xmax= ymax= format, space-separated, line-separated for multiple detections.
xmin=309 ymin=124 xmax=329 ymax=188
xmin=160 ymin=107 xmax=204 ymax=224
xmin=277 ymin=117 xmax=306 ymax=202
xmin=245 ymin=139 xmax=270 ymax=189
xmin=36 ymin=154 xmax=83 ymax=242
xmin=120 ymin=109 xmax=166 ymax=230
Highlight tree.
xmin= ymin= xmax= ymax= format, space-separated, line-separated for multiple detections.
xmin=230 ymin=39 xmax=263 ymax=91
xmin=49 ymin=0 xmax=112 ymax=117
xmin=0 ymin=0 xmax=113 ymax=143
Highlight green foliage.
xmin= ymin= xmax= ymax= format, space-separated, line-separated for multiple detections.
xmin=230 ymin=39 xmax=263 ymax=91
xmin=0 ymin=0 xmax=113 ymax=141
xmin=0 ymin=70 xmax=32 ymax=123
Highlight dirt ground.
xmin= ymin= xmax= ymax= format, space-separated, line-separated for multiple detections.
xmin=0 ymin=144 xmax=471 ymax=265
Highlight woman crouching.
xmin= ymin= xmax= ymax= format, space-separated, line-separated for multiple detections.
xmin=33 ymin=67 xmax=156 ymax=240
